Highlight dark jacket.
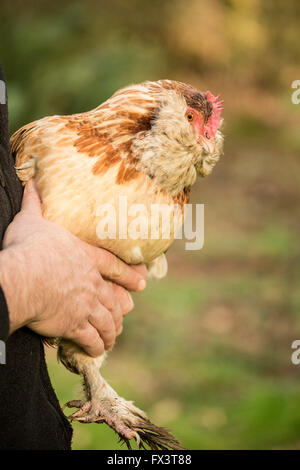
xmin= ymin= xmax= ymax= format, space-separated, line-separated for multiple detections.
xmin=0 ymin=64 xmax=73 ymax=450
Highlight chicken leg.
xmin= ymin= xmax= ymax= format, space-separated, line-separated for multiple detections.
xmin=58 ymin=340 xmax=184 ymax=450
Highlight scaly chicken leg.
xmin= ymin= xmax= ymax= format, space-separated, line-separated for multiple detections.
xmin=58 ymin=339 xmax=183 ymax=450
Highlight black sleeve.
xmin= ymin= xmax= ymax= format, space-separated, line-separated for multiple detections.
xmin=0 ymin=287 xmax=9 ymax=341
xmin=0 ymin=63 xmax=9 ymax=158
xmin=0 ymin=65 xmax=11 ymax=341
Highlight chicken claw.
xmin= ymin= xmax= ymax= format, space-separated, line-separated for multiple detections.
xmin=63 ymin=396 xmax=184 ymax=450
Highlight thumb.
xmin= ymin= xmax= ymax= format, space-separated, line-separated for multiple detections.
xmin=21 ymin=179 xmax=42 ymax=216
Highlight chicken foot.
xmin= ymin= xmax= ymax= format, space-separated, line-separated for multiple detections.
xmin=58 ymin=340 xmax=184 ymax=450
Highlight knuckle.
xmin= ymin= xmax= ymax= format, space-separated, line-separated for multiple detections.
xmin=112 ymin=261 xmax=123 ymax=279
xmin=103 ymin=323 xmax=116 ymax=343
xmin=67 ymin=319 xmax=87 ymax=338
xmin=85 ymin=292 xmax=98 ymax=312
xmin=101 ymin=307 xmax=116 ymax=330
xmin=102 ymin=282 xmax=115 ymax=309
xmin=105 ymin=253 xmax=124 ymax=280
xmin=110 ymin=301 xmax=122 ymax=324
xmin=88 ymin=265 xmax=101 ymax=284
xmin=103 ymin=326 xmax=116 ymax=348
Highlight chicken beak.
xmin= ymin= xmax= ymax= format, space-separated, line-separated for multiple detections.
xmin=199 ymin=136 xmax=215 ymax=154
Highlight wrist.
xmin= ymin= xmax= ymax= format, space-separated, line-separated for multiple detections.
xmin=0 ymin=246 xmax=36 ymax=334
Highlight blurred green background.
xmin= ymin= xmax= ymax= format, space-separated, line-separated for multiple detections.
xmin=1 ymin=0 xmax=300 ymax=450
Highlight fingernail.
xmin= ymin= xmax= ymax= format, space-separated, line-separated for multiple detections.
xmin=137 ymin=279 xmax=146 ymax=291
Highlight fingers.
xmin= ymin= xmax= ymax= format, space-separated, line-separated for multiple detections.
xmin=96 ymin=279 xmax=123 ymax=335
xmin=109 ymin=284 xmax=134 ymax=336
xmin=99 ymin=250 xmax=146 ymax=292
xmin=83 ymin=244 xmax=147 ymax=292
xmin=72 ymin=303 xmax=116 ymax=357
xmin=131 ymin=264 xmax=148 ymax=279
xmin=98 ymin=280 xmax=134 ymax=335
xmin=111 ymin=283 xmax=134 ymax=317
xmin=72 ymin=324 xmax=105 ymax=357
xmin=21 ymin=179 xmax=42 ymax=216
xmin=88 ymin=304 xmax=116 ymax=351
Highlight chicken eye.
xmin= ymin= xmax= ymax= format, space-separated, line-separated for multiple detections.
xmin=186 ymin=112 xmax=194 ymax=122
xmin=205 ymin=131 xmax=210 ymax=139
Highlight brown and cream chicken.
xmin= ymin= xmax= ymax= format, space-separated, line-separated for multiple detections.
xmin=11 ymin=80 xmax=224 ymax=449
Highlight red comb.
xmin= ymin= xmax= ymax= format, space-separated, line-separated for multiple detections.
xmin=205 ymin=91 xmax=224 ymax=136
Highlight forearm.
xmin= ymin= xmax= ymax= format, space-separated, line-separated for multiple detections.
xmin=0 ymin=247 xmax=34 ymax=334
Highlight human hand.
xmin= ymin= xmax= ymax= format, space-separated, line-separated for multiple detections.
xmin=0 ymin=180 xmax=147 ymax=356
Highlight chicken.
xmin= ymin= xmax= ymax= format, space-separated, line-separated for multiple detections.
xmin=11 ymin=79 xmax=224 ymax=449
